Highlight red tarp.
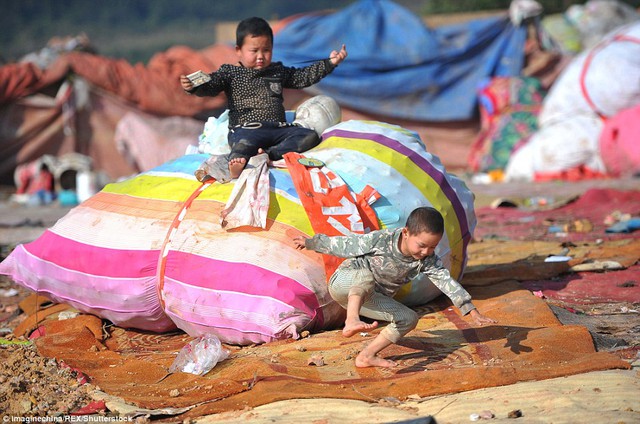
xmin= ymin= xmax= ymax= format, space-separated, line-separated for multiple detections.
xmin=474 ymin=188 xmax=640 ymax=242
xmin=474 ymin=188 xmax=640 ymax=306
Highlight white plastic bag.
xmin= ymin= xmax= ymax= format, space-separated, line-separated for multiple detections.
xmin=169 ymin=335 xmax=229 ymax=375
xmin=198 ymin=110 xmax=231 ymax=155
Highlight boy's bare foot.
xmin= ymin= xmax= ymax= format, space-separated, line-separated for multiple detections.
xmin=342 ymin=319 xmax=378 ymax=338
xmin=229 ymin=157 xmax=247 ymax=179
xmin=355 ymin=353 xmax=397 ymax=368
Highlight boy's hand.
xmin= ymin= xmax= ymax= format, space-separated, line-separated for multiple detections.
xmin=330 ymin=44 xmax=347 ymax=66
xmin=180 ymin=74 xmax=194 ymax=91
xmin=468 ymin=309 xmax=496 ymax=326
xmin=293 ymin=236 xmax=308 ymax=250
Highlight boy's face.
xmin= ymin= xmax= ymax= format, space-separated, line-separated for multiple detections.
xmin=236 ymin=34 xmax=272 ymax=69
xmin=400 ymin=228 xmax=442 ymax=260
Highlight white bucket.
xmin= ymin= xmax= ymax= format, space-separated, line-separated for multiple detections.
xmin=293 ymin=95 xmax=342 ymax=136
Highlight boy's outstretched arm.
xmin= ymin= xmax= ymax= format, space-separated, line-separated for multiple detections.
xmin=330 ymin=44 xmax=348 ymax=66
xmin=468 ymin=309 xmax=497 ymax=326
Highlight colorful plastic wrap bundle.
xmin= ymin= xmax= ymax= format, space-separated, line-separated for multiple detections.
xmin=0 ymin=120 xmax=476 ymax=345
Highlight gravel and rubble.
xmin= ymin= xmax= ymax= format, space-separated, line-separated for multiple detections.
xmin=0 ymin=275 xmax=98 ymax=417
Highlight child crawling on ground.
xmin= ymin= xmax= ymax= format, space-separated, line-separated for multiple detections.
xmin=180 ymin=16 xmax=347 ymax=178
xmin=293 ymin=206 xmax=496 ymax=368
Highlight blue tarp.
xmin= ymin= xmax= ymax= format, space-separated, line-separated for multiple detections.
xmin=273 ymin=0 xmax=527 ymax=122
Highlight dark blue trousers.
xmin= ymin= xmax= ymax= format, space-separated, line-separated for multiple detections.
xmin=227 ymin=122 xmax=320 ymax=161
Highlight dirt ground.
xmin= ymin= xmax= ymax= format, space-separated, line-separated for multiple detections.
xmin=0 ymin=178 xmax=638 ymax=422
xmin=0 ymin=292 xmax=96 ymax=416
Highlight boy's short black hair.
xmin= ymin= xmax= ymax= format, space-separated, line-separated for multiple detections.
xmin=405 ymin=206 xmax=444 ymax=235
xmin=236 ymin=17 xmax=273 ymax=47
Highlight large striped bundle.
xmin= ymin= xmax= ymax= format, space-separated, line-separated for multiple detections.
xmin=0 ymin=120 xmax=476 ymax=344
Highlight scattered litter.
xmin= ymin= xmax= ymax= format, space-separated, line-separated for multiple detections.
xmin=570 ymin=260 xmax=624 ymax=272
xmin=479 ymin=410 xmax=495 ymax=419
xmin=547 ymin=225 xmax=563 ymax=233
xmin=605 ymin=217 xmax=640 ymax=233
xmin=58 ymin=311 xmax=79 ymax=320
xmin=91 ymin=389 xmax=195 ymax=418
xmin=70 ymin=400 xmax=107 ymax=416
xmin=563 ymin=219 xmax=593 ymax=233
xmin=471 ymin=173 xmax=493 ymax=184
xmin=359 ymin=332 xmax=369 ymax=337
xmin=0 ymin=338 xmax=32 ymax=346
xmin=525 ymin=196 xmax=552 ymax=208
xmin=507 ymin=409 xmax=523 ymax=418
xmin=603 ymin=210 xmax=631 ymax=226
xmin=0 ymin=288 xmax=19 ymax=297
xmin=544 ymin=255 xmax=572 ymax=262
xmin=621 ymin=306 xmax=639 ymax=313
xmin=490 ymin=198 xmax=518 ymax=209
xmin=517 ymin=216 xmax=535 ymax=223
xmin=469 ymin=410 xmax=495 ymax=421
xmin=307 ymin=354 xmax=326 ymax=366
xmin=532 ymin=290 xmax=546 ymax=299
xmin=379 ymin=396 xmax=402 ymax=405
xmin=169 ymin=335 xmax=229 ymax=375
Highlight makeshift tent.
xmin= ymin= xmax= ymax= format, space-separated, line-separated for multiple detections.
xmin=0 ymin=44 xmax=235 ymax=184
xmin=0 ymin=120 xmax=476 ymax=345
xmin=273 ymin=0 xmax=528 ymax=122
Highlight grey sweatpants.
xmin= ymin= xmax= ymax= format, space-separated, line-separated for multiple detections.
xmin=328 ymin=268 xmax=419 ymax=343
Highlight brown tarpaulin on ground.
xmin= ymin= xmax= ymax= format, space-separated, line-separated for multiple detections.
xmin=25 ymin=279 xmax=629 ymax=417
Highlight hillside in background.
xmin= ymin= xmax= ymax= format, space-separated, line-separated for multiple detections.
xmin=3 ymin=0 xmax=627 ymax=64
